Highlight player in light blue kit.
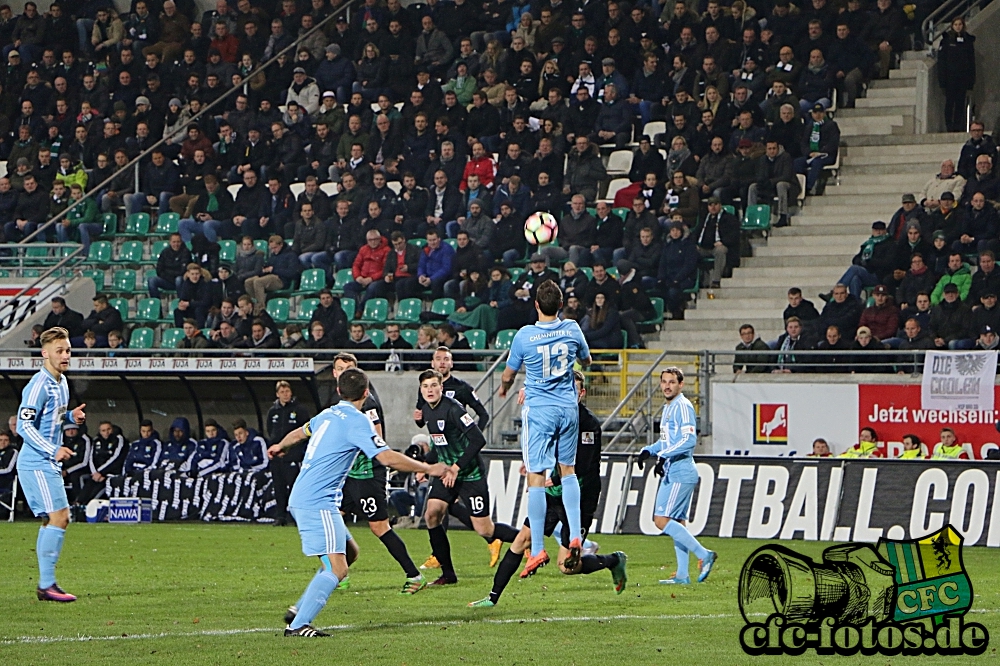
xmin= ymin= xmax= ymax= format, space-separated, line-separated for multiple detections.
xmin=500 ymin=281 xmax=591 ymax=577
xmin=638 ymin=367 xmax=716 ymax=585
xmin=16 ymin=327 xmax=87 ymax=602
xmin=266 ymin=368 xmax=451 ymax=637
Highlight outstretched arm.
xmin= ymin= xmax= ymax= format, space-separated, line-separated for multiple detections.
xmin=375 ymin=449 xmax=451 ymax=482
xmin=267 ymin=426 xmax=307 ymax=458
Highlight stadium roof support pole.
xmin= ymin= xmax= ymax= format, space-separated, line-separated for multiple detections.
xmin=178 ymin=376 xmax=205 ymax=440
xmin=19 ymin=0 xmax=364 ymax=245
xmin=239 ymin=376 xmax=265 ymax=435
xmin=119 ymin=375 xmax=146 ymax=433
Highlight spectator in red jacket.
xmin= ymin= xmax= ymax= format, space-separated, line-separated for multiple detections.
xmin=461 ymin=142 xmax=496 ymax=191
xmin=857 ymin=285 xmax=900 ymax=341
xmin=344 ymin=229 xmax=389 ymax=304
xmin=210 ymin=20 xmax=241 ymax=63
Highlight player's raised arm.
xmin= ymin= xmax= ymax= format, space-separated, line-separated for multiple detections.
xmin=268 ymin=426 xmax=307 ymax=459
xmin=500 ymin=333 xmax=524 ymax=398
xmin=375 ymin=449 xmax=449 ymax=480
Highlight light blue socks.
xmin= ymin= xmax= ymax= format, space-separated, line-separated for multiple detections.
xmin=560 ymin=474 xmax=582 ymax=546
xmin=37 ymin=525 xmax=65 ymax=589
xmin=527 ymin=486 xmax=547 ymax=557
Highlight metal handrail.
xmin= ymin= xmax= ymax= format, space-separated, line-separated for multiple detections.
xmin=0 ymin=246 xmax=83 ymax=334
xmin=922 ymin=0 xmax=987 ymax=48
xmin=599 ymin=348 xmax=673 ymax=431
xmin=473 ymin=349 xmax=509 ymax=393
xmin=19 ymin=0 xmax=364 ymax=244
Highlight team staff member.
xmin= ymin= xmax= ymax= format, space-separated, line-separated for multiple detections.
xmin=931 ymin=427 xmax=970 ymax=459
xmin=76 ymin=421 xmax=127 ymax=505
xmin=471 ymin=371 xmax=627 ymax=607
xmin=418 ymin=369 xmax=520 ymax=586
xmin=267 ymin=381 xmax=312 ymax=527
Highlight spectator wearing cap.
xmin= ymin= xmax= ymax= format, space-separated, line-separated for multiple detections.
xmin=970 ymin=288 xmax=1000 ymax=335
xmin=954 ymin=192 xmax=999 ymax=256
xmin=657 ymin=221 xmax=699 ymax=319
xmin=926 ymin=230 xmax=951 ymax=275
xmin=930 ymin=252 xmax=972 ymax=304
xmin=836 ymin=221 xmax=895 ymax=300
xmin=926 ymin=190 xmax=964 ymax=245
xmin=919 ymin=159 xmax=966 ymax=212
xmin=748 ymin=139 xmax=798 ymax=227
xmin=315 ymin=45 xmax=354 ymax=106
xmin=974 ymin=325 xmax=999 ymax=351
xmin=887 ymin=194 xmax=929 ymax=242
xmin=929 ymin=282 xmax=971 ymax=349
xmin=794 ymin=103 xmax=840 ymax=195
xmin=691 ymin=196 xmax=740 ymax=289
xmin=858 ymin=285 xmax=900 ymax=341
xmin=957 ymin=121 xmax=998 ymax=180
xmin=596 ymin=57 xmax=629 ymax=101
xmin=286 ymin=66 xmax=320 ymax=115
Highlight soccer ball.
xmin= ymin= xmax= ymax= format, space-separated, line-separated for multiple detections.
xmin=524 ymin=212 xmax=559 ymax=245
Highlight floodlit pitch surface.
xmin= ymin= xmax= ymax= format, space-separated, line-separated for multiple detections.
xmin=2 ymin=523 xmax=998 ymax=665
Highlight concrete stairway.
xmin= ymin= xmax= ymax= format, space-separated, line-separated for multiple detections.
xmin=653 ymin=59 xmax=966 ymax=356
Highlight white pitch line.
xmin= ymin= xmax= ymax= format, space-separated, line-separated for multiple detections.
xmin=7 ymin=608 xmax=1000 ymax=646
xmin=1 ymin=613 xmax=740 ymax=645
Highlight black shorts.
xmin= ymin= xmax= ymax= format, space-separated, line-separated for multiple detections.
xmin=428 ymin=476 xmax=490 ymax=518
xmin=540 ymin=491 xmax=599 ymax=549
xmin=341 ymin=472 xmax=388 ymax=522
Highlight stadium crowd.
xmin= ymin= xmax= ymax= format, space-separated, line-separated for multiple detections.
xmin=733 ymin=121 xmax=1000 ymax=373
xmin=1 ymin=0 xmax=945 ymax=353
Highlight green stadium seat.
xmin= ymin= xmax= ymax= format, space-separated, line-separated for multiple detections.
xmin=86 ymin=241 xmax=113 ymax=265
xmin=444 ymin=238 xmax=458 ymax=250
xmin=508 ymin=267 xmax=524 ymax=283
xmin=100 ymin=212 xmax=118 ymax=237
xmin=341 ymin=298 xmax=355 ymax=321
xmin=389 ymin=298 xmax=422 ymax=326
xmin=128 ymin=327 xmax=154 ymax=349
xmin=109 ymin=270 xmax=137 ymax=295
xmin=294 ymin=268 xmax=327 ymax=296
xmin=612 ymin=207 xmax=630 ymax=220
xmin=159 ymin=328 xmax=185 ymax=349
xmin=357 ymin=298 xmax=389 ymax=323
xmin=115 ymin=240 xmax=145 ymax=265
xmin=408 ymin=238 xmax=427 ymax=250
xmin=134 ymin=298 xmax=161 ymax=323
xmin=124 ymin=212 xmax=150 ymax=238
xmin=294 ymin=297 xmax=319 ymax=323
xmin=22 ymin=269 xmax=40 ymax=278
xmin=218 ymin=239 xmax=237 ymax=263
xmin=431 ymin=298 xmax=455 ymax=316
xmin=400 ymin=329 xmax=418 ymax=346
xmin=607 ymin=267 xmax=619 ymax=279
xmin=254 ymin=239 xmax=268 ymax=256
xmin=579 ymin=267 xmax=593 ymax=280
xmin=742 ymin=205 xmax=771 ymax=233
xmin=155 ymin=212 xmax=179 ymax=235
xmin=266 ymin=297 xmax=290 ymax=324
xmin=162 ymin=299 xmax=180 ymax=324
xmin=494 ymin=329 xmax=516 ymax=350
xmin=25 ymin=245 xmax=50 ymax=261
xmin=722 ymin=205 xmax=736 ymax=217
xmin=639 ymin=297 xmax=664 ymax=330
xmin=108 ymin=297 xmax=130 ymax=318
xmin=465 ymin=328 xmax=486 ymax=350
xmin=82 ymin=268 xmax=105 ymax=293
xmin=368 ymin=328 xmax=386 ymax=348
xmin=147 ymin=240 xmax=169 ymax=265
xmin=332 ymin=268 xmax=352 ymax=293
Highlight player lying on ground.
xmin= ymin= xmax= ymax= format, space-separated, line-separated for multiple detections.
xmin=501 ymin=280 xmax=592 ymax=576
xmin=470 ymin=371 xmax=627 ymax=607
xmin=331 ymin=353 xmax=427 ymax=594
xmin=267 ymin=367 xmax=452 ymax=637
xmin=416 ymin=369 xmax=521 ymax=586
xmin=638 ymin=367 xmax=716 ymax=585
xmin=16 ymin=326 xmax=87 ymax=602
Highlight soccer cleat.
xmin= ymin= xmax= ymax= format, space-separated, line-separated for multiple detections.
xmin=420 ymin=555 xmax=440 ymax=570
xmin=658 ymin=577 xmax=691 ymax=585
xmin=698 ymin=551 xmax=717 ymax=583
xmin=610 ymin=551 xmax=628 ymax=594
xmin=337 ymin=575 xmax=351 ymax=590
xmin=427 ymin=573 xmax=458 ymax=586
xmin=582 ymin=539 xmax=599 ymax=556
xmin=488 ymin=539 xmax=502 ymax=568
xmin=519 ymin=550 xmax=550 ymax=578
xmin=283 ymin=606 xmax=298 ymax=625
xmin=468 ymin=597 xmax=495 ymax=608
xmin=284 ymin=624 xmax=329 ymax=637
xmin=564 ymin=537 xmax=582 ymax=571
xmin=399 ymin=575 xmax=426 ymax=595
xmin=36 ymin=585 xmax=76 ymax=602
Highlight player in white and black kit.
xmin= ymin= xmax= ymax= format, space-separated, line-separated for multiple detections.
xmin=470 ymin=371 xmax=627 ymax=607
xmin=330 ymin=353 xmax=427 ymax=593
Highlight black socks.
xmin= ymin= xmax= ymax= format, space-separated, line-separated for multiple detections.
xmin=490 ymin=547 xmax=524 ymax=604
xmin=379 ymin=529 xmax=419 ymax=578
xmin=428 ymin=525 xmax=455 ymax=576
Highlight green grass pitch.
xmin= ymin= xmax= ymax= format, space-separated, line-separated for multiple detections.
xmin=2 ymin=522 xmax=998 ymax=665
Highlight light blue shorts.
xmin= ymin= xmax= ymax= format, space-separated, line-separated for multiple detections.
xmin=520 ymin=403 xmax=578 ymax=473
xmin=290 ymin=507 xmax=351 ymax=557
xmin=19 ymin=467 xmax=69 ymax=517
xmin=654 ymin=480 xmax=695 ymax=521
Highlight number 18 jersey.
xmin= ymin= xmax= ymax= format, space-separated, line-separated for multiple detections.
xmin=508 ymin=319 xmax=590 ymax=409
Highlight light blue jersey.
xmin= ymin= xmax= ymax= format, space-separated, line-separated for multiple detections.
xmin=16 ymin=367 xmax=73 ymax=473
xmin=288 ymin=402 xmax=390 ymax=513
xmin=507 ymin=318 xmax=590 ymax=409
xmin=643 ymin=394 xmax=699 ymax=484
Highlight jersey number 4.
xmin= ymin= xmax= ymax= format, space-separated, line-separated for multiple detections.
xmin=537 ymin=342 xmax=570 ymax=379
xmin=305 ymin=421 xmax=331 ymax=460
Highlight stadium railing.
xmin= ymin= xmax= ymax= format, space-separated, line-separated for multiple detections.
xmin=0 ymin=245 xmax=84 ymax=340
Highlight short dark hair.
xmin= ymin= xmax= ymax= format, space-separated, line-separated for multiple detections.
xmin=419 ymin=369 xmax=444 ymax=384
xmin=338 ymin=367 xmax=369 ymax=401
xmin=438 ymin=323 xmax=457 ymax=338
xmin=140 ymin=419 xmax=153 ymax=428
xmin=787 ymin=287 xmax=802 ymax=296
xmin=535 ymin=281 xmax=563 ymax=316
xmin=334 ymin=352 xmax=358 ymax=366
xmin=660 ymin=366 xmax=684 ymax=383
xmin=861 ymin=426 xmax=878 ymax=439
xmin=903 ymin=433 xmax=921 ymax=445
xmin=232 ymin=418 xmax=248 ymax=432
xmin=739 ymin=324 xmax=755 ymax=333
